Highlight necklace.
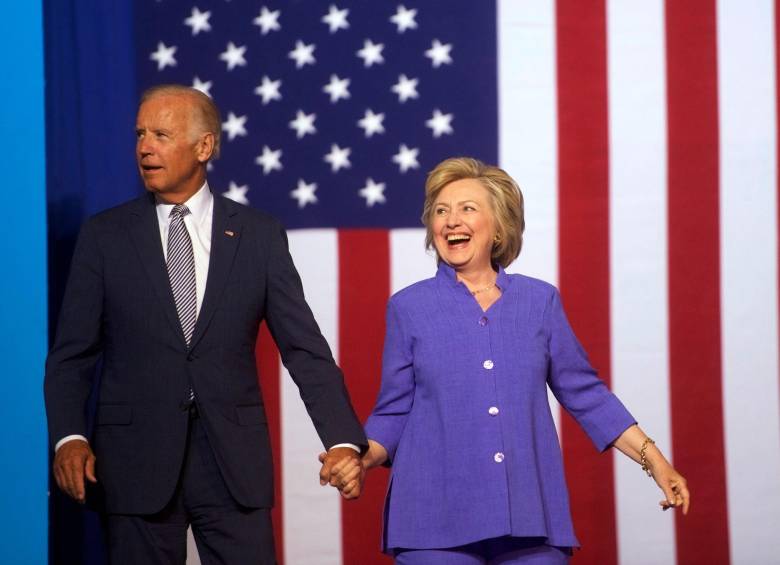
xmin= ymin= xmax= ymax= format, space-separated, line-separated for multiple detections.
xmin=470 ymin=283 xmax=497 ymax=295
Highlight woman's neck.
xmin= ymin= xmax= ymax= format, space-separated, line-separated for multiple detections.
xmin=455 ymin=265 xmax=497 ymax=289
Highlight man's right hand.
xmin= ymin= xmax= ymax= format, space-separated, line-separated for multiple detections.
xmin=53 ymin=440 xmax=97 ymax=503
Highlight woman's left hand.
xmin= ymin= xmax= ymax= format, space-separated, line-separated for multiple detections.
xmin=650 ymin=460 xmax=690 ymax=514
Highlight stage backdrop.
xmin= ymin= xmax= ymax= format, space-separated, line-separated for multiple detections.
xmin=45 ymin=1 xmax=780 ymax=564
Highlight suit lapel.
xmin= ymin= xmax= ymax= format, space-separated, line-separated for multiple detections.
xmin=190 ymin=195 xmax=241 ymax=350
xmin=127 ymin=194 xmax=189 ymax=348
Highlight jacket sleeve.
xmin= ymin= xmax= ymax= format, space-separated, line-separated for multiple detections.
xmin=545 ymin=287 xmax=636 ymax=451
xmin=364 ymin=298 xmax=415 ymax=463
xmin=263 ymin=221 xmax=367 ymax=451
xmin=44 ymin=219 xmax=105 ymax=449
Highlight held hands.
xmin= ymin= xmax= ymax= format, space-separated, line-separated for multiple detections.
xmin=318 ymin=440 xmax=389 ymax=500
xmin=53 ymin=439 xmax=97 ymax=503
xmin=318 ymin=447 xmax=365 ymax=500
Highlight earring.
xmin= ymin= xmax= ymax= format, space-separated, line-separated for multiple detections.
xmin=493 ymin=233 xmax=501 ymax=243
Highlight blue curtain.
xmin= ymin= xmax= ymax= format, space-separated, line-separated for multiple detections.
xmin=44 ymin=1 xmax=138 ymax=562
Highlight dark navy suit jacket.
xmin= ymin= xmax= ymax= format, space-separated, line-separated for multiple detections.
xmin=45 ymin=191 xmax=366 ymax=514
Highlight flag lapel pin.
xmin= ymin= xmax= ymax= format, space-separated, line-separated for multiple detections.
xmin=224 ymin=230 xmax=235 ymax=237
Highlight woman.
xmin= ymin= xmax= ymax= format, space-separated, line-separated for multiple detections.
xmin=330 ymin=157 xmax=689 ymax=564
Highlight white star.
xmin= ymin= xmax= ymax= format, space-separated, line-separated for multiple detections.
xmin=291 ymin=179 xmax=318 ymax=208
xmin=255 ymin=145 xmax=283 ymax=174
xmin=150 ymin=42 xmax=177 ymax=71
xmin=359 ymin=178 xmax=387 ymax=207
xmin=323 ymin=75 xmax=350 ymax=103
xmin=390 ymin=5 xmax=418 ymax=33
xmin=322 ymin=5 xmax=349 ymax=33
xmin=324 ymin=144 xmax=352 ymax=173
xmin=392 ymin=144 xmax=420 ymax=173
xmin=391 ymin=74 xmax=419 ymax=103
xmin=253 ymin=6 xmax=281 ymax=35
xmin=356 ymin=39 xmax=385 ymax=68
xmin=192 ymin=76 xmax=212 ymax=97
xmin=425 ymin=39 xmax=453 ymax=68
xmin=254 ymin=76 xmax=282 ymax=104
xmin=289 ymin=110 xmax=317 ymax=138
xmin=426 ymin=108 xmax=454 ymax=137
xmin=224 ymin=182 xmax=249 ymax=205
xmin=219 ymin=42 xmax=247 ymax=70
xmin=184 ymin=7 xmax=211 ymax=35
xmin=222 ymin=112 xmax=248 ymax=141
xmin=357 ymin=109 xmax=386 ymax=138
xmin=288 ymin=40 xmax=316 ymax=69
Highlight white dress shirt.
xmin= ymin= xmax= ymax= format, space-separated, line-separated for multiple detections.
xmin=57 ymin=183 xmax=357 ymax=453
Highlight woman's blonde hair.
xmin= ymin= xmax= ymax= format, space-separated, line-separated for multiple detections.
xmin=422 ymin=157 xmax=524 ymax=268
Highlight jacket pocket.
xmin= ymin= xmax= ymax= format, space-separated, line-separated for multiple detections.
xmin=235 ymin=404 xmax=267 ymax=426
xmin=96 ymin=404 xmax=133 ymax=426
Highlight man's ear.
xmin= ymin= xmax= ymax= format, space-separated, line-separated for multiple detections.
xmin=196 ymin=132 xmax=215 ymax=163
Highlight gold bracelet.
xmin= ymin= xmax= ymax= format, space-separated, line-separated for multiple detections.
xmin=640 ymin=437 xmax=655 ymax=477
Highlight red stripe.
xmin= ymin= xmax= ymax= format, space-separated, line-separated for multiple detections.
xmin=338 ymin=230 xmax=392 ymax=565
xmin=556 ymin=2 xmax=617 ymax=563
xmin=665 ymin=1 xmax=731 ymax=563
xmin=256 ymin=323 xmax=284 ymax=564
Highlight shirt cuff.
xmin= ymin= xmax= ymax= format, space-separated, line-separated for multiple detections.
xmin=329 ymin=443 xmax=360 ymax=453
xmin=55 ymin=435 xmax=89 ymax=452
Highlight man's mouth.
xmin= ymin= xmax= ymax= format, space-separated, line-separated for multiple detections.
xmin=141 ymin=164 xmax=163 ymax=173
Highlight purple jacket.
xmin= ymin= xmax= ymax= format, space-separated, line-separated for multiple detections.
xmin=365 ymin=263 xmax=635 ymax=551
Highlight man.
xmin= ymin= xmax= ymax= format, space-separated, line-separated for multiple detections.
xmin=45 ymin=84 xmax=366 ymax=564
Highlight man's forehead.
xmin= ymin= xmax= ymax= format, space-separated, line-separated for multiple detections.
xmin=137 ymin=95 xmax=192 ymax=122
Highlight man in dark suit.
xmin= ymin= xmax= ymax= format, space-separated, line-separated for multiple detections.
xmin=45 ymin=84 xmax=367 ymax=564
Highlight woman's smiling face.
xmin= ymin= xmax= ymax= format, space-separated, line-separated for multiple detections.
xmin=431 ymin=178 xmax=496 ymax=272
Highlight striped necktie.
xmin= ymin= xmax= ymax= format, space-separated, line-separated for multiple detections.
xmin=166 ymin=204 xmax=197 ymax=346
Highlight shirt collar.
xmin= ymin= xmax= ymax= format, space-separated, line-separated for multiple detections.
xmin=436 ymin=261 xmax=511 ymax=292
xmin=155 ymin=181 xmax=212 ymax=226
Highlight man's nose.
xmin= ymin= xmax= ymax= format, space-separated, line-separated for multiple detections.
xmin=137 ymin=138 xmax=152 ymax=156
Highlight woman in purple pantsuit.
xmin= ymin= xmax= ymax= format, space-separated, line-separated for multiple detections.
xmin=330 ymin=158 xmax=689 ymax=564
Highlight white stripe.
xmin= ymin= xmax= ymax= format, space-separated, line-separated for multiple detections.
xmin=390 ymin=228 xmax=435 ymax=293
xmin=283 ymin=230 xmax=343 ymax=564
xmin=497 ymin=0 xmax=558 ymax=286
xmin=717 ymin=2 xmax=780 ymax=562
xmin=186 ymin=529 xmax=200 ymax=565
xmin=497 ymin=0 xmax=561 ymax=434
xmin=606 ymin=2 xmax=676 ymax=564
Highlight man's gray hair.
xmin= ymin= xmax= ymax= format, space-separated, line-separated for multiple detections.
xmin=140 ymin=84 xmax=222 ymax=159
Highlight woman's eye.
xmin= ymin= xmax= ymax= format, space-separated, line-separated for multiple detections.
xmin=435 ymin=208 xmax=447 ymax=215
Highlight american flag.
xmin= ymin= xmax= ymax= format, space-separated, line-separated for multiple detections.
xmin=135 ymin=2 xmax=780 ymax=564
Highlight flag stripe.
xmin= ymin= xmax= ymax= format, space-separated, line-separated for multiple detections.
xmin=606 ymin=2 xmax=677 ymax=563
xmin=283 ymin=230 xmax=343 ymax=565
xmin=338 ymin=231 xmax=392 ymax=564
xmin=665 ymin=2 xmax=731 ymax=563
xmin=497 ymin=0 xmax=563 ymax=435
xmin=556 ymin=2 xmax=617 ymax=563
xmin=716 ymin=1 xmax=780 ymax=561
xmin=390 ymin=229 xmax=435 ymax=293
xmin=256 ymin=324 xmax=283 ymax=563
xmin=497 ymin=0 xmax=559 ymax=286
